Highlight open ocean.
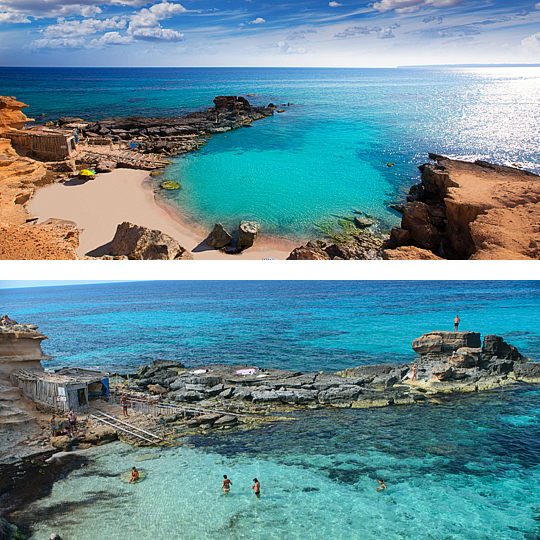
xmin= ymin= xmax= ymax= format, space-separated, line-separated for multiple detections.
xmin=1 ymin=66 xmax=539 ymax=241
xmin=2 ymin=281 xmax=540 ymax=540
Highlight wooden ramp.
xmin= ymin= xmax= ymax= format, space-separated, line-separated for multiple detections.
xmin=89 ymin=411 xmax=178 ymax=447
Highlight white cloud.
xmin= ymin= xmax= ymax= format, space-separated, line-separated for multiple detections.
xmin=260 ymin=41 xmax=306 ymax=53
xmin=0 ymin=11 xmax=31 ymax=23
xmin=41 ymin=17 xmax=125 ymax=38
xmin=29 ymin=37 xmax=86 ymax=49
xmin=130 ymin=26 xmax=184 ymax=40
xmin=522 ymin=32 xmax=540 ymax=51
xmin=79 ymin=5 xmax=102 ymax=17
xmin=329 ymin=1 xmax=343 ymax=6
xmin=334 ymin=24 xmax=400 ymax=39
xmin=535 ymin=3 xmax=540 ymax=9
xmin=128 ymin=1 xmax=186 ymax=32
xmin=89 ymin=30 xmax=133 ymax=46
xmin=372 ymin=0 xmax=465 ymax=13
xmin=250 ymin=17 xmax=265 ymax=24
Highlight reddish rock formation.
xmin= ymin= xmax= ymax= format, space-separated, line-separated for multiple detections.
xmin=0 ymin=96 xmax=32 ymax=131
xmin=383 ymin=154 xmax=540 ymax=260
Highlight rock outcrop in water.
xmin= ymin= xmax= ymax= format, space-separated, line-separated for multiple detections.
xmin=382 ymin=154 xmax=540 ymax=260
xmin=128 ymin=331 xmax=538 ymax=412
xmin=78 ymin=95 xmax=275 ymax=160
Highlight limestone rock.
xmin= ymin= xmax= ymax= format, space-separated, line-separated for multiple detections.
xmin=195 ymin=413 xmax=221 ymax=425
xmin=96 ymin=160 xmax=116 ymax=173
xmin=147 ymin=384 xmax=167 ymax=394
xmin=80 ymin=426 xmax=117 ymax=444
xmin=353 ymin=216 xmax=374 ymax=229
xmin=50 ymin=435 xmax=73 ymax=452
xmin=431 ymin=363 xmax=452 ymax=381
xmin=401 ymin=201 xmax=441 ymax=251
xmin=237 ymin=220 xmax=260 ymax=248
xmin=381 ymin=246 xmax=443 ymax=260
xmin=109 ymin=222 xmax=193 ymax=260
xmin=206 ymin=223 xmax=232 ymax=249
xmin=412 ymin=332 xmax=481 ymax=355
xmin=287 ymin=245 xmax=331 ymax=260
xmin=0 ymin=96 xmax=31 ymax=131
xmin=213 ymin=415 xmax=238 ymax=427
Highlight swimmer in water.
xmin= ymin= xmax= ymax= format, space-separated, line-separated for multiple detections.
xmin=220 ymin=475 xmax=232 ymax=495
xmin=251 ymin=478 xmax=260 ymax=498
xmin=376 ymin=479 xmax=387 ymax=491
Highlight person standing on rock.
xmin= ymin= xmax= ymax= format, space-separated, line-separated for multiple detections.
xmin=50 ymin=414 xmax=57 ymax=438
xmin=67 ymin=409 xmax=77 ymax=435
xmin=411 ymin=364 xmax=418 ymax=382
xmin=454 ymin=315 xmax=461 ymax=332
xmin=121 ymin=393 xmax=128 ymax=417
xmin=220 ymin=475 xmax=233 ymax=495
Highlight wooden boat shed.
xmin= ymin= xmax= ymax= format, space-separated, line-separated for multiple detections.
xmin=11 ymin=367 xmax=109 ymax=412
xmin=4 ymin=127 xmax=78 ymax=160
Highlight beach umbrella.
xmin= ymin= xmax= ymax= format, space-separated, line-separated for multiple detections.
xmin=78 ymin=169 xmax=95 ymax=177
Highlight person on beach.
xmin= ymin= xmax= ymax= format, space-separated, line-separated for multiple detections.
xmin=67 ymin=409 xmax=77 ymax=435
xmin=411 ymin=364 xmax=418 ymax=382
xmin=376 ymin=480 xmax=387 ymax=492
xmin=121 ymin=393 xmax=128 ymax=417
xmin=252 ymin=478 xmax=260 ymax=498
xmin=454 ymin=315 xmax=460 ymax=332
xmin=50 ymin=414 xmax=57 ymax=438
xmin=220 ymin=475 xmax=233 ymax=494
xmin=129 ymin=467 xmax=139 ymax=483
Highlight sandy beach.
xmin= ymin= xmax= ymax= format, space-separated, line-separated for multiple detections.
xmin=27 ymin=169 xmax=292 ymax=260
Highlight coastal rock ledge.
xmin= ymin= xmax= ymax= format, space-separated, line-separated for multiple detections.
xmin=129 ymin=331 xmax=539 ymax=411
xmin=383 ymin=154 xmax=540 ymax=260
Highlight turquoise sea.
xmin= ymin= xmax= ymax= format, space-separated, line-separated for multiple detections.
xmin=2 ymin=281 xmax=540 ymax=539
xmin=1 ymin=67 xmax=539 ymax=241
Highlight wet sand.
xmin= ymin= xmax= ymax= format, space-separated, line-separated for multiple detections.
xmin=27 ymin=169 xmax=292 ymax=260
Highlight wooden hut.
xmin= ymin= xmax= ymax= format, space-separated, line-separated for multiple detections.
xmin=4 ymin=128 xmax=77 ymax=160
xmin=10 ymin=367 xmax=109 ymax=412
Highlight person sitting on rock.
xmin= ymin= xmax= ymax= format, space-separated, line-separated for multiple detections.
xmin=129 ymin=467 xmax=139 ymax=483
xmin=454 ymin=315 xmax=461 ymax=332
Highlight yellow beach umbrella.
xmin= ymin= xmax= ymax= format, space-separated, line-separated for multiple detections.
xmin=78 ymin=169 xmax=95 ymax=176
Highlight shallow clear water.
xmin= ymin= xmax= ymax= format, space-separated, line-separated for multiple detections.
xmin=2 ymin=67 xmax=539 ymax=240
xmin=18 ymin=387 xmax=540 ymax=540
xmin=3 ymin=281 xmax=540 ymax=539
xmin=1 ymin=281 xmax=539 ymax=373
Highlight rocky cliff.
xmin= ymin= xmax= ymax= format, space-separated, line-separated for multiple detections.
xmin=382 ymin=154 xmax=540 ymax=260
xmin=0 ymin=323 xmax=50 ymax=383
xmin=0 ymin=96 xmax=32 ymax=132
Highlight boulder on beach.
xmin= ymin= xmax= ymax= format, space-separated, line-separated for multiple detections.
xmin=206 ymin=223 xmax=232 ymax=249
xmin=109 ymin=222 xmax=193 ymax=260
xmin=237 ymin=220 xmax=260 ymax=248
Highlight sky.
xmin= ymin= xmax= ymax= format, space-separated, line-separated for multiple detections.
xmin=0 ymin=0 xmax=539 ymax=67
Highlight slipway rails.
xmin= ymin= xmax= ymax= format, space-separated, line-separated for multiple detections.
xmin=89 ymin=411 xmax=177 ymax=447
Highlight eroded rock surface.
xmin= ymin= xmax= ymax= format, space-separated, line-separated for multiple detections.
xmin=383 ymin=155 xmax=540 ymax=260
xmin=109 ymin=222 xmax=193 ymax=260
xmin=127 ymin=331 xmax=534 ymax=412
